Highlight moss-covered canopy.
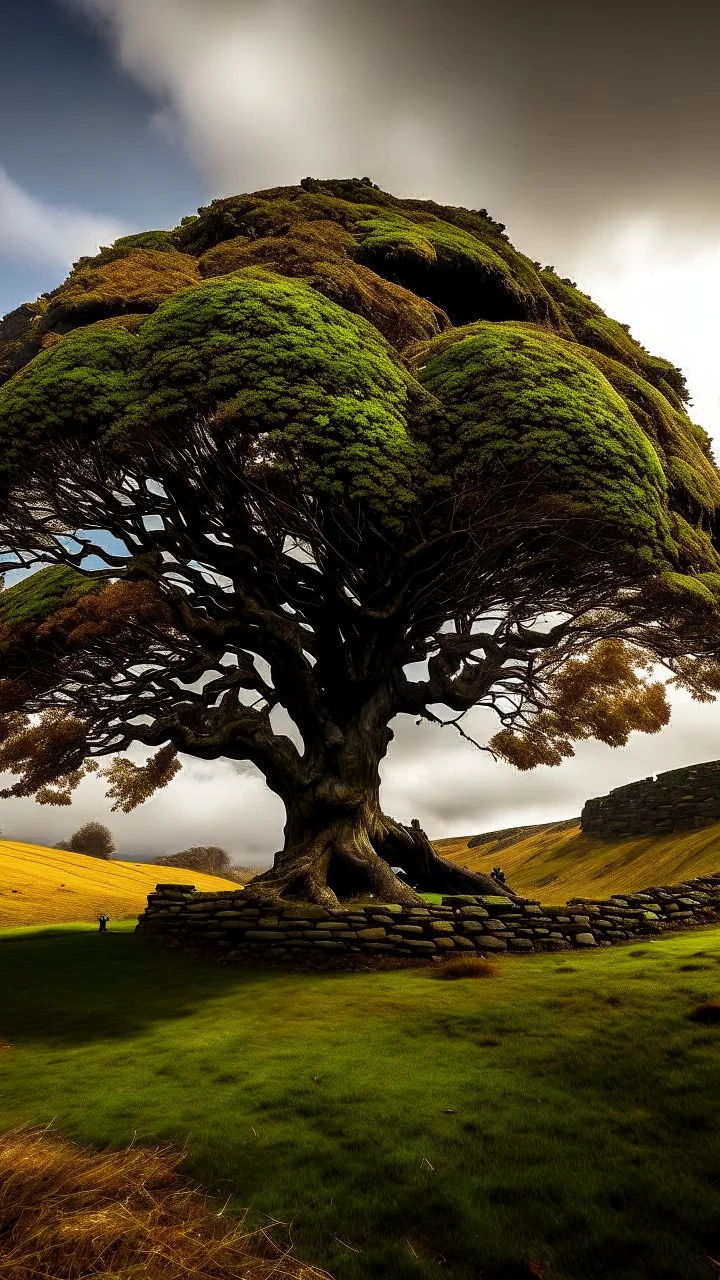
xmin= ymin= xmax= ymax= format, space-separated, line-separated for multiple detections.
xmin=1 ymin=175 xmax=718 ymax=580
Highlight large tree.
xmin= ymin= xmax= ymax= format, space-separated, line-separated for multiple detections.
xmin=2 ymin=176 xmax=720 ymax=907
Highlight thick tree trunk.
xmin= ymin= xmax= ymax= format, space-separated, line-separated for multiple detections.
xmin=242 ymin=711 xmax=517 ymax=906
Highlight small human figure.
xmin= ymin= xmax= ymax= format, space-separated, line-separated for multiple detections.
xmin=98 ymin=914 xmax=110 ymax=932
xmin=492 ymin=866 xmax=506 ymax=884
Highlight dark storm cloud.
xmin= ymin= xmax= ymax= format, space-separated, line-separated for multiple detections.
xmin=68 ymin=0 xmax=720 ymax=258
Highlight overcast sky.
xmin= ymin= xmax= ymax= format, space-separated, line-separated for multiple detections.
xmin=2 ymin=0 xmax=720 ymax=863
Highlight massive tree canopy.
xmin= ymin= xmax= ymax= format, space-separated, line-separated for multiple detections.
xmin=2 ymin=175 xmax=720 ymax=906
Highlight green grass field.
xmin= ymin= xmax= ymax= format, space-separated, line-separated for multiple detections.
xmin=1 ymin=922 xmax=719 ymax=1280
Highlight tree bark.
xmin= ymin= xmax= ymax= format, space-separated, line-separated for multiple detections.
xmin=242 ymin=709 xmax=517 ymax=906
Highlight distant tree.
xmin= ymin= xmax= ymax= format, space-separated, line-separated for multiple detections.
xmin=65 ymin=821 xmax=115 ymax=860
xmin=2 ymin=178 xmax=720 ymax=907
xmin=155 ymin=846 xmax=233 ymax=878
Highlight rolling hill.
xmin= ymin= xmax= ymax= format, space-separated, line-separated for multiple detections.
xmin=5 ymin=820 xmax=720 ymax=929
xmin=0 ymin=841 xmax=241 ymax=928
xmin=434 ymin=819 xmax=720 ymax=901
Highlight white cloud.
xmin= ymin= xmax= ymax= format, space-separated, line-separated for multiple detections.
xmin=66 ymin=0 xmax=457 ymax=198
xmin=0 ymin=165 xmax=126 ymax=269
xmin=570 ymin=216 xmax=720 ymax=445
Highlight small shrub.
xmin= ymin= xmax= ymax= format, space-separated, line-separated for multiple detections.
xmin=688 ymin=1000 xmax=720 ymax=1025
xmin=155 ymin=847 xmax=233 ymax=877
xmin=433 ymin=957 xmax=500 ymax=980
xmin=61 ymin=821 xmax=115 ymax=859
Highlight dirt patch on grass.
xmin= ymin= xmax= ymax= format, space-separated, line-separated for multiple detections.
xmin=432 ymin=957 xmax=500 ymax=980
xmin=688 ymin=1000 xmax=720 ymax=1025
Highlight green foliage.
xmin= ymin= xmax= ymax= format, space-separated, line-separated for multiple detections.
xmin=540 ymin=271 xmax=690 ymax=406
xmin=414 ymin=321 xmax=673 ymax=555
xmin=121 ymin=270 xmax=427 ymax=513
xmin=198 ymin=221 xmax=447 ymax=350
xmin=0 ymin=567 xmax=97 ymax=634
xmin=351 ymin=210 xmax=545 ymax=324
xmin=0 ymin=270 xmax=430 ymax=522
xmin=0 ymin=326 xmax=137 ymax=487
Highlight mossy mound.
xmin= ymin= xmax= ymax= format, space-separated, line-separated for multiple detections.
xmin=410 ymin=320 xmax=672 ymax=552
xmin=40 ymin=250 xmax=201 ymax=335
xmin=198 ymin=219 xmax=449 ymax=349
xmin=0 ymin=566 xmax=96 ymax=634
xmin=1 ymin=175 xmax=718 ymax=577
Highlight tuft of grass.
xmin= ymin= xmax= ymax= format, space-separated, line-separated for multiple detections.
xmin=433 ymin=956 xmax=500 ymax=980
xmin=0 ymin=1124 xmax=329 ymax=1280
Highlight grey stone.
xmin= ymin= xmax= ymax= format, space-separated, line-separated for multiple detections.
xmin=574 ymin=933 xmax=598 ymax=946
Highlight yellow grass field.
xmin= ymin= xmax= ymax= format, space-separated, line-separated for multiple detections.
xmin=0 ymin=841 xmax=241 ymax=927
xmin=434 ymin=818 xmax=720 ymax=900
xmin=5 ymin=820 xmax=720 ymax=929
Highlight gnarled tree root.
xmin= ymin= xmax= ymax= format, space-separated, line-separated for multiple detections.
xmin=242 ymin=808 xmax=516 ymax=906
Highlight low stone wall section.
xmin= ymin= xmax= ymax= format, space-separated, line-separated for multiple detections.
xmin=581 ymin=759 xmax=720 ymax=838
xmin=136 ymin=872 xmax=720 ymax=963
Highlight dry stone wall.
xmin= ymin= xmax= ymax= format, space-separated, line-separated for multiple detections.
xmin=581 ymin=760 xmax=720 ymax=838
xmin=136 ymin=873 xmax=720 ymax=964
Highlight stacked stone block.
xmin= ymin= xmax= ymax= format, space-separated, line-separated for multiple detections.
xmin=581 ymin=759 xmax=720 ymax=838
xmin=136 ymin=874 xmax=720 ymax=963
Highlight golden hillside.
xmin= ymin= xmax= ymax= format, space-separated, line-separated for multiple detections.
xmin=0 ymin=841 xmax=241 ymax=928
xmin=434 ymin=820 xmax=720 ymax=901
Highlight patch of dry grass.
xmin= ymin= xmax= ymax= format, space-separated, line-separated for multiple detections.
xmin=434 ymin=819 xmax=720 ymax=901
xmin=0 ymin=841 xmax=240 ymax=928
xmin=0 ymin=1125 xmax=330 ymax=1280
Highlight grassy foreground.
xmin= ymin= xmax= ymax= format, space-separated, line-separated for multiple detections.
xmin=435 ymin=818 xmax=720 ymax=901
xmin=0 ymin=840 xmax=241 ymax=927
xmin=1 ymin=923 xmax=719 ymax=1279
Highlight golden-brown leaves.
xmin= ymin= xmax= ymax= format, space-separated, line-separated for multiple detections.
xmin=0 ymin=712 xmax=91 ymax=802
xmin=199 ymin=219 xmax=448 ymax=350
xmin=36 ymin=580 xmax=173 ymax=649
xmin=490 ymin=639 xmax=671 ymax=770
xmin=42 ymin=250 xmax=201 ymax=333
xmin=101 ymin=744 xmax=181 ymax=813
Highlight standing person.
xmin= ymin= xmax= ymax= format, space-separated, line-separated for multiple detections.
xmin=97 ymin=914 xmax=110 ymax=932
